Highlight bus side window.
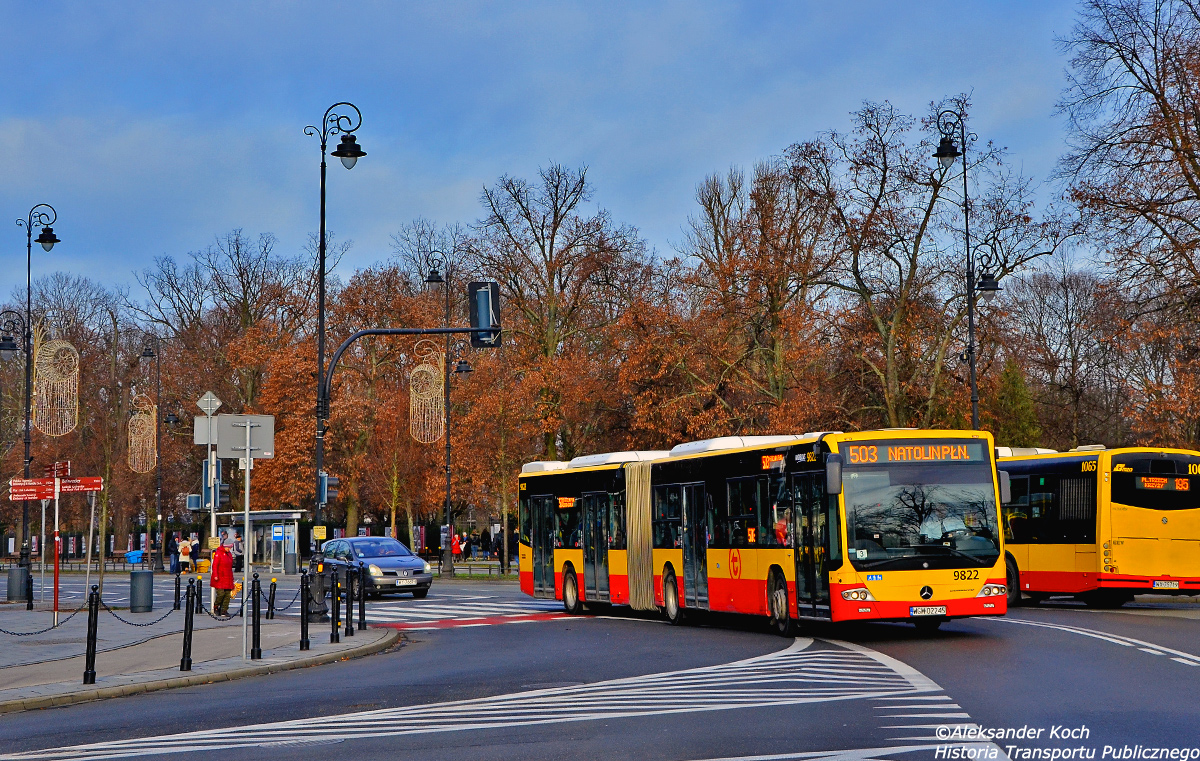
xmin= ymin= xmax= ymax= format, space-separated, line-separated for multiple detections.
xmin=519 ymin=495 xmax=531 ymax=545
xmin=1003 ymin=476 xmax=1031 ymax=543
xmin=609 ymin=492 xmax=626 ymax=550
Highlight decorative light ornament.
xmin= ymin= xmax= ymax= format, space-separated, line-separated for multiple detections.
xmin=32 ymin=328 xmax=79 ymax=437
xmin=409 ymin=339 xmax=445 ymax=444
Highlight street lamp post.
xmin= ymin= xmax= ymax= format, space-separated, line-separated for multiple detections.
xmin=424 ymin=255 xmax=473 ymax=577
xmin=307 ymin=103 xmax=365 ymax=529
xmin=140 ymin=337 xmax=167 ymax=572
xmin=934 ymin=110 xmax=1002 ymax=430
xmin=14 ymin=205 xmax=59 ymax=568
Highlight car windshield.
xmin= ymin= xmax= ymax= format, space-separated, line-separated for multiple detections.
xmin=842 ymin=440 xmax=1000 ymax=571
xmin=350 ymin=538 xmax=413 ymax=558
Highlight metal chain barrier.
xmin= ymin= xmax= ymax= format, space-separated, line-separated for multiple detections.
xmin=99 ymin=599 xmax=175 ymax=627
xmin=198 ymin=599 xmax=244 ymax=622
xmin=260 ymin=585 xmax=302 ymax=611
xmin=0 ymin=603 xmax=87 ymax=636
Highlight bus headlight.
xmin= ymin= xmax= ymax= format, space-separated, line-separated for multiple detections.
xmin=976 ymin=584 xmax=1006 ymax=597
xmin=368 ymin=564 xmax=383 ymax=577
xmin=841 ymin=587 xmax=876 ymax=601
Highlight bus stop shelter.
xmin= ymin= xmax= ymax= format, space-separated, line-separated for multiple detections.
xmin=213 ymin=509 xmax=305 ymax=574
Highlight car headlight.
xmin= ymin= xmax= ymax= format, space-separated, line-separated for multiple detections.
xmin=368 ymin=564 xmax=383 ymax=577
xmin=422 ymin=560 xmax=432 ymax=574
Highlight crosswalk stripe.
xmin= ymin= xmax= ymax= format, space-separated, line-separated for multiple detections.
xmin=0 ymin=638 xmax=947 ymax=761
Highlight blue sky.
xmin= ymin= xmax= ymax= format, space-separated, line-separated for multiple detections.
xmin=0 ymin=2 xmax=1080 ymax=292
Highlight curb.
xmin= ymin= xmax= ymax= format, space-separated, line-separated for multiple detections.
xmin=0 ymin=627 xmax=400 ymax=715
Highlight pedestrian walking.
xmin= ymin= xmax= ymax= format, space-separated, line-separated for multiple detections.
xmin=190 ymin=536 xmax=201 ymax=570
xmin=178 ymin=537 xmax=192 ymax=573
xmin=232 ymin=533 xmax=244 ymax=572
xmin=210 ymin=542 xmax=235 ymax=616
xmin=167 ymin=534 xmax=179 ymax=575
xmin=480 ymin=530 xmax=491 ymax=559
xmin=451 ymin=533 xmax=462 ymax=560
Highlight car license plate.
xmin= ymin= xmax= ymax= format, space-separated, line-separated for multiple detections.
xmin=910 ymin=606 xmax=947 ymax=616
xmin=1153 ymin=580 xmax=1180 ymax=589
xmin=396 ymin=579 xmax=416 ymax=586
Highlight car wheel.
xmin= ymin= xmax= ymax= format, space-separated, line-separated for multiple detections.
xmin=562 ymin=569 xmax=583 ymax=615
xmin=662 ymin=569 xmax=684 ymax=625
xmin=768 ymin=571 xmax=792 ymax=636
xmin=1005 ymin=555 xmax=1022 ymax=608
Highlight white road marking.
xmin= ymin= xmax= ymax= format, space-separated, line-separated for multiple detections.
xmin=1 ymin=638 xmax=967 ymax=761
xmin=986 ymin=617 xmax=1200 ymax=665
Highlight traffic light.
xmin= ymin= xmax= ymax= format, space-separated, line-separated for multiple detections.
xmin=319 ymin=471 xmax=340 ymax=503
xmin=202 ymin=459 xmax=223 ymax=508
xmin=217 ymin=481 xmax=231 ymax=507
xmin=468 ymin=281 xmax=501 ymax=348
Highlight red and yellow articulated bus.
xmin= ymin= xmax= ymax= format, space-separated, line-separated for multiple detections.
xmin=999 ymin=445 xmax=1200 ymax=607
xmin=519 ymin=429 xmax=1008 ymax=632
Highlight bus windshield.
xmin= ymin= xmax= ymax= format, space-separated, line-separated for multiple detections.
xmin=842 ymin=439 xmax=1000 ymax=571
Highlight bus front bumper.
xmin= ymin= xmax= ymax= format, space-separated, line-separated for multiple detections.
xmin=830 ymin=595 xmax=1006 ymax=622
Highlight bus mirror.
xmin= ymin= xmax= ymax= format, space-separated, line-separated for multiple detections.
xmin=999 ymin=470 xmax=1011 ymax=505
xmin=825 ymin=454 xmax=843 ymax=495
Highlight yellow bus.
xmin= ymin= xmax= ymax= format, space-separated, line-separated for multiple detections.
xmin=519 ymin=429 xmax=1008 ymax=632
xmin=998 ymin=445 xmax=1200 ymax=607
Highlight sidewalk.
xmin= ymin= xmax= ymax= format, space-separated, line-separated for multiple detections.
xmin=0 ymin=622 xmax=399 ymax=714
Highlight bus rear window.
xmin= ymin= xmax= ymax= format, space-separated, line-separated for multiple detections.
xmin=1110 ymin=454 xmax=1200 ymax=510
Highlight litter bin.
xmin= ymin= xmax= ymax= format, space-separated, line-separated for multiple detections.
xmin=284 ymin=553 xmax=298 ymax=575
xmin=129 ymin=569 xmax=154 ymax=612
xmin=7 ymin=566 xmax=28 ymax=603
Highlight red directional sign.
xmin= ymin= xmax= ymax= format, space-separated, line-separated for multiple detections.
xmin=44 ymin=461 xmax=71 ymax=478
xmin=9 ymin=478 xmax=55 ymax=501
xmin=58 ymin=477 xmax=103 ymax=493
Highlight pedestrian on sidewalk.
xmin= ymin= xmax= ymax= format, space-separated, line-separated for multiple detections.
xmin=190 ymin=536 xmax=201 ymax=569
xmin=167 ymin=534 xmax=179 ymax=575
xmin=179 ymin=537 xmax=192 ymax=573
xmin=452 ymin=532 xmax=462 ymax=560
xmin=211 ymin=542 xmax=235 ymax=616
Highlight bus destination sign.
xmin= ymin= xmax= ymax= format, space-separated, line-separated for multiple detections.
xmin=1135 ymin=475 xmax=1191 ymax=492
xmin=845 ymin=441 xmax=985 ymax=465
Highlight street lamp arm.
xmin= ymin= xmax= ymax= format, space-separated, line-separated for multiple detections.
xmin=318 ymin=326 xmax=478 ymax=416
xmin=304 ymin=102 xmax=363 ymax=147
xmin=0 ymin=310 xmax=26 ymax=339
xmin=16 ymin=203 xmax=56 ymax=232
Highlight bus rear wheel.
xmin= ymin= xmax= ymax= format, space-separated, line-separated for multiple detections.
xmin=1005 ymin=555 xmax=1022 ymax=608
xmin=562 ymin=569 xmax=583 ymax=615
xmin=662 ymin=569 xmax=685 ymax=625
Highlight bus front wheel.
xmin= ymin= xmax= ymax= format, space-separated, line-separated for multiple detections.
xmin=1005 ymin=555 xmax=1022 ymax=608
xmin=562 ymin=568 xmax=583 ymax=615
xmin=768 ymin=571 xmax=792 ymax=637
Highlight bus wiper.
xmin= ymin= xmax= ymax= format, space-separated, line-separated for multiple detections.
xmin=915 ymin=544 xmax=991 ymax=566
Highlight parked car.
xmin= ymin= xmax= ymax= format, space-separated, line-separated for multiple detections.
xmin=318 ymin=536 xmax=433 ymax=598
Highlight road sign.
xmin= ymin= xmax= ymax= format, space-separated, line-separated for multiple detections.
xmin=58 ymin=477 xmax=103 ymax=493
xmin=271 ymin=524 xmax=284 ymax=541
xmin=193 ymin=415 xmax=218 ymax=445
xmin=196 ymin=391 xmax=222 ymax=417
xmin=43 ymin=461 xmax=70 ymax=478
xmin=215 ymin=414 xmax=274 ymax=460
xmin=312 ymin=525 xmax=327 ymax=540
xmin=9 ymin=478 xmax=55 ymax=501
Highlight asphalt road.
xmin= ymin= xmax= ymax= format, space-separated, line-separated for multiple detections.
xmin=1 ymin=583 xmax=1197 ymax=761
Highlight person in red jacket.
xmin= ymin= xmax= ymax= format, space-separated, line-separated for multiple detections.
xmin=210 ymin=543 xmax=235 ymax=616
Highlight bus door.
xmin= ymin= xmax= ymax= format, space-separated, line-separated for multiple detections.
xmin=581 ymin=492 xmax=610 ymax=602
xmin=681 ymin=483 xmax=709 ymax=608
xmin=793 ymin=473 xmax=831 ymax=616
xmin=531 ymin=495 xmax=556 ymax=598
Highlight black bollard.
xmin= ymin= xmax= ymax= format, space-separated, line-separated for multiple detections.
xmin=180 ymin=580 xmax=195 ymax=671
xmin=266 ymin=578 xmax=277 ymax=620
xmin=250 ymin=573 xmax=262 ymax=659
xmin=194 ymin=576 xmax=203 ymax=614
xmin=25 ymin=572 xmax=33 ymax=611
xmin=357 ymin=561 xmax=367 ymax=631
xmin=174 ymin=573 xmax=182 ymax=610
xmin=299 ymin=569 xmax=310 ymax=651
xmin=83 ymin=585 xmax=100 ymax=684
xmin=344 ymin=566 xmax=355 ymax=638
xmin=330 ymin=569 xmax=340 ymax=644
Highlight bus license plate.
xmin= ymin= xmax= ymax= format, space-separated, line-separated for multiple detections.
xmin=396 ymin=579 xmax=416 ymax=586
xmin=1153 ymin=580 xmax=1180 ymax=589
xmin=910 ymin=606 xmax=947 ymax=616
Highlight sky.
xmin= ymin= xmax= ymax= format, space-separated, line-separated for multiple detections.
xmin=0 ymin=1 xmax=1081 ymax=295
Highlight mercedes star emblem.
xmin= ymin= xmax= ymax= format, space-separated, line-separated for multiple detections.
xmin=920 ymin=586 xmax=934 ymax=600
